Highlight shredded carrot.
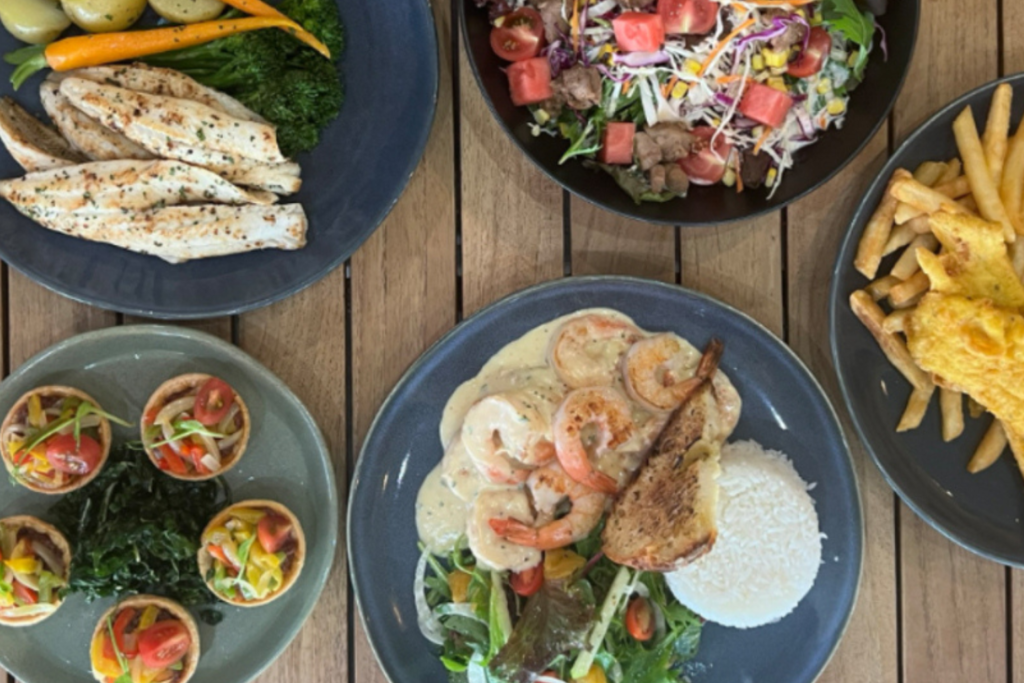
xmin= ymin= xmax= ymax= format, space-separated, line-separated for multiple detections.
xmin=622 ymin=78 xmax=632 ymax=95
xmin=662 ymin=75 xmax=679 ymax=98
xmin=571 ymin=0 xmax=581 ymax=54
xmin=716 ymin=74 xmax=748 ymax=84
xmin=699 ymin=17 xmax=755 ymax=75
xmin=736 ymin=168 xmax=744 ymax=193
xmin=754 ymin=126 xmax=773 ymax=155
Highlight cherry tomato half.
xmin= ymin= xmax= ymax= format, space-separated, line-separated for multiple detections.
xmin=625 ymin=596 xmax=655 ymax=641
xmin=45 ymin=434 xmax=102 ymax=475
xmin=490 ymin=7 xmax=545 ymax=62
xmin=12 ymin=581 xmax=37 ymax=606
xmin=257 ymin=513 xmax=293 ymax=554
xmin=658 ymin=0 xmax=718 ymax=35
xmin=677 ymin=126 xmax=732 ymax=185
xmin=510 ymin=563 xmax=544 ymax=597
xmin=138 ymin=620 xmax=191 ymax=670
xmin=194 ymin=377 xmax=235 ymax=427
xmin=787 ymin=26 xmax=832 ymax=78
xmin=113 ymin=608 xmax=139 ymax=658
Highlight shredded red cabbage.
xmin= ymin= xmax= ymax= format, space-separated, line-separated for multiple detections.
xmin=612 ymin=50 xmax=671 ymax=67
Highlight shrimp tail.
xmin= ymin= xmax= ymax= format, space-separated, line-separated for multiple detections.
xmin=584 ymin=470 xmax=620 ymax=495
xmin=695 ymin=338 xmax=724 ymax=381
xmin=489 ymin=518 xmax=538 ymax=546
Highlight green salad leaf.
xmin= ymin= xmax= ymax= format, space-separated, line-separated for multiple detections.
xmin=822 ymin=0 xmax=876 ymax=80
xmin=595 ymin=164 xmax=678 ymax=204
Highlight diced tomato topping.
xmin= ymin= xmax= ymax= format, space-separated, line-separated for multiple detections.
xmin=113 ymin=608 xmax=140 ymax=658
xmin=143 ymin=408 xmax=158 ymax=425
xmin=598 ymin=122 xmax=636 ymax=165
xmin=738 ymin=83 xmax=794 ymax=128
xmin=507 ymin=57 xmax=554 ymax=106
xmin=45 ymin=434 xmax=102 ymax=475
xmin=490 ymin=7 xmax=545 ymax=62
xmin=787 ymin=26 xmax=832 ymax=78
xmin=658 ymin=0 xmax=718 ymax=35
xmin=158 ymin=445 xmax=188 ymax=475
xmin=12 ymin=581 xmax=37 ymax=605
xmin=677 ymin=126 xmax=732 ymax=185
xmin=612 ymin=12 xmax=666 ymax=52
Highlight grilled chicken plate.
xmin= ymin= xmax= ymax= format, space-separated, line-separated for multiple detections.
xmin=0 ymin=97 xmax=85 ymax=173
xmin=40 ymin=79 xmax=154 ymax=162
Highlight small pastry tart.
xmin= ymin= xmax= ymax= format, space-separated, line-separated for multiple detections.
xmin=0 ymin=515 xmax=71 ymax=627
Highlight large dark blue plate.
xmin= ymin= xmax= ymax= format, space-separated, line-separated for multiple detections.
xmin=0 ymin=0 xmax=438 ymax=318
xmin=830 ymin=74 xmax=1024 ymax=567
xmin=350 ymin=276 xmax=862 ymax=683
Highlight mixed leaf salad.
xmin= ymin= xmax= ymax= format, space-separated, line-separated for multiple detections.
xmin=478 ymin=0 xmax=886 ymax=203
xmin=417 ymin=523 xmax=702 ymax=683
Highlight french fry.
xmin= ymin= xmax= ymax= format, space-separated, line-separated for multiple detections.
xmin=906 ymin=215 xmax=932 ymax=234
xmin=889 ymin=270 xmax=930 ymax=307
xmin=934 ymin=175 xmax=971 ymax=198
xmin=882 ymin=223 xmax=918 ymax=256
xmin=882 ymin=308 xmax=913 ymax=334
xmin=855 ymin=169 xmax=910 ymax=278
xmin=891 ymin=176 xmax=968 ymax=216
xmin=894 ymin=202 xmax=923 ymax=225
xmin=953 ymin=106 xmax=1018 ymax=241
xmin=982 ymin=83 xmax=1013 ymax=185
xmin=1000 ymin=115 xmax=1024 ymax=225
xmin=866 ymin=275 xmax=902 ymax=300
xmin=967 ymin=420 xmax=1008 ymax=473
xmin=960 ymin=194 xmax=979 ymax=215
xmin=890 ymin=233 xmax=938 ymax=280
xmin=849 ymin=290 xmax=931 ymax=391
xmin=937 ymin=158 xmax=962 ymax=184
xmin=1012 ymin=239 xmax=1024 ymax=281
xmin=939 ymin=388 xmax=965 ymax=442
xmin=913 ymin=160 xmax=948 ymax=187
xmin=968 ymin=396 xmax=986 ymax=419
xmin=897 ymin=381 xmax=935 ymax=432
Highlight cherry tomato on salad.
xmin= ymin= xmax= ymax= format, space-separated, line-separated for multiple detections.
xmin=490 ymin=7 xmax=544 ymax=62
xmin=598 ymin=122 xmax=636 ymax=165
xmin=509 ymin=564 xmax=544 ymax=597
xmin=738 ymin=82 xmax=794 ymax=128
xmin=507 ymin=57 xmax=554 ymax=106
xmin=787 ymin=26 xmax=832 ymax=78
xmin=257 ymin=513 xmax=293 ymax=554
xmin=194 ymin=377 xmax=235 ymax=426
xmin=45 ymin=434 xmax=102 ymax=475
xmin=138 ymin=620 xmax=191 ymax=670
xmin=113 ymin=608 xmax=140 ymax=658
xmin=677 ymin=126 xmax=732 ymax=185
xmin=658 ymin=0 xmax=717 ymax=35
xmin=12 ymin=581 xmax=37 ymax=606
xmin=625 ymin=596 xmax=655 ymax=641
xmin=612 ymin=12 xmax=666 ymax=53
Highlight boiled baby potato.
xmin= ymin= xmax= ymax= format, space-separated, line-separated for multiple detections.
xmin=0 ymin=0 xmax=72 ymax=44
xmin=61 ymin=0 xmax=146 ymax=32
xmin=149 ymin=0 xmax=225 ymax=24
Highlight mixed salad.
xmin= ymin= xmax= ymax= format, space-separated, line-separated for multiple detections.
xmin=479 ymin=0 xmax=885 ymax=203
xmin=91 ymin=596 xmax=197 ymax=683
xmin=0 ymin=516 xmax=69 ymax=624
xmin=418 ymin=523 xmax=702 ymax=683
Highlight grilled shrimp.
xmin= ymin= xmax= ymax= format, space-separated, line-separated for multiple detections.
xmin=623 ymin=336 xmax=724 ymax=413
xmin=440 ymin=436 xmax=490 ymax=503
xmin=467 ymin=488 xmax=542 ymax=572
xmin=489 ymin=463 xmax=607 ymax=550
xmin=548 ymin=314 xmax=643 ymax=388
xmin=553 ymin=387 xmax=636 ymax=494
xmin=461 ymin=392 xmax=557 ymax=485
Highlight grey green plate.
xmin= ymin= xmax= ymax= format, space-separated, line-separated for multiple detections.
xmin=0 ymin=325 xmax=338 ymax=683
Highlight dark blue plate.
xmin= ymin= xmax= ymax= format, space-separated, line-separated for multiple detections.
xmin=830 ymin=74 xmax=1024 ymax=567
xmin=0 ymin=0 xmax=438 ymax=318
xmin=350 ymin=276 xmax=862 ymax=683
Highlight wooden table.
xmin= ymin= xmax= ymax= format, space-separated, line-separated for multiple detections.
xmin=1 ymin=0 xmax=1018 ymax=682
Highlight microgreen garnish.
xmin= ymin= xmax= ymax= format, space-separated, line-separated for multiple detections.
xmin=148 ymin=419 xmax=225 ymax=449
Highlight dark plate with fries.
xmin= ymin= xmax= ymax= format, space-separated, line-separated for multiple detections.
xmin=830 ymin=73 xmax=1024 ymax=567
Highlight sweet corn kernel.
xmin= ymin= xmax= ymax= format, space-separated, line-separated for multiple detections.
xmin=752 ymin=54 xmax=766 ymax=71
xmin=670 ymin=81 xmax=689 ymax=99
xmin=752 ymin=125 xmax=765 ymax=138
xmin=769 ymin=66 xmax=788 ymax=77
xmin=767 ymin=76 xmax=787 ymax=92
xmin=710 ymin=117 xmax=721 ymax=127
xmin=766 ymin=167 xmax=778 ymax=187
xmin=683 ymin=59 xmax=702 ymax=75
xmin=816 ymin=78 xmax=832 ymax=94
xmin=762 ymin=48 xmax=789 ymax=68
xmin=795 ymin=8 xmax=807 ymax=18
xmin=534 ymin=108 xmax=550 ymax=125
xmin=826 ymin=98 xmax=847 ymax=115
xmin=721 ymin=168 xmax=736 ymax=187
xmin=810 ymin=10 xmax=823 ymax=25
xmin=493 ymin=15 xmax=505 ymax=27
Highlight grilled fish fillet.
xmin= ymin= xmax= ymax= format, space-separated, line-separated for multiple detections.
xmin=59 ymin=78 xmax=287 ymax=164
xmin=40 ymin=79 xmax=153 ymax=162
xmin=203 ymin=158 xmax=302 ymax=195
xmin=0 ymin=97 xmax=86 ymax=173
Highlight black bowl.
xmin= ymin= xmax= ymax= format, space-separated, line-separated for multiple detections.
xmin=830 ymin=74 xmax=1024 ymax=567
xmin=0 ymin=0 xmax=438 ymax=318
xmin=460 ymin=0 xmax=919 ymax=225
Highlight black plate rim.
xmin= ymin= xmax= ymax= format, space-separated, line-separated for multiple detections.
xmin=829 ymin=72 xmax=1024 ymax=568
xmin=457 ymin=1 xmax=920 ymax=227
xmin=0 ymin=0 xmax=441 ymax=321
xmin=349 ymin=274 xmax=865 ymax=683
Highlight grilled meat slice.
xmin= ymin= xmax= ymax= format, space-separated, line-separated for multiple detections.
xmin=0 ymin=97 xmax=86 ymax=173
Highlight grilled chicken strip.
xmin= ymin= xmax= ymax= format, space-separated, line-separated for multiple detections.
xmin=0 ymin=97 xmax=86 ymax=173
xmin=40 ymin=79 xmax=154 ymax=162
xmin=51 ymin=63 xmax=265 ymax=123
xmin=13 ymin=203 xmax=307 ymax=263
xmin=59 ymin=78 xmax=288 ymax=165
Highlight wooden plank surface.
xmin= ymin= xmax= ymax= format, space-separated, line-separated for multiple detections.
xmin=570 ymin=197 xmax=676 ymax=281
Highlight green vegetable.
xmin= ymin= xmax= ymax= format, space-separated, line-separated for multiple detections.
xmin=149 ymin=419 xmax=225 ymax=448
xmin=596 ymin=164 xmax=678 ymax=204
xmin=619 ymin=574 xmax=701 ymax=683
xmin=20 ymin=401 xmax=130 ymax=457
xmin=487 ymin=570 xmax=513 ymax=660
xmin=48 ymin=444 xmax=229 ymax=621
xmin=36 ymin=570 xmax=63 ymax=604
xmin=106 ymin=616 xmax=132 ymax=683
xmin=143 ymin=0 xmax=344 ymax=156
xmin=822 ymin=0 xmax=875 ymax=80
xmin=571 ymin=565 xmax=631 ymax=678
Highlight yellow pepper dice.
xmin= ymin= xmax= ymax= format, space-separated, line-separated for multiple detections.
xmin=448 ymin=570 xmax=472 ymax=603
xmin=573 ymin=664 xmax=608 ymax=683
xmin=230 ymin=508 xmax=265 ymax=525
xmin=752 ymin=54 xmax=766 ymax=71
xmin=816 ymin=78 xmax=832 ymax=94
xmin=762 ymin=48 xmax=789 ymax=69
xmin=5 ymin=557 xmax=40 ymax=574
xmin=766 ymin=76 xmax=787 ymax=92
xmin=138 ymin=605 xmax=160 ymax=631
xmin=27 ymin=394 xmax=43 ymax=428
xmin=826 ymin=98 xmax=847 ymax=116
xmin=683 ymin=59 xmax=701 ymax=75
xmin=90 ymin=635 xmax=123 ymax=679
xmin=544 ymin=549 xmax=586 ymax=580
xmin=250 ymin=543 xmax=281 ymax=570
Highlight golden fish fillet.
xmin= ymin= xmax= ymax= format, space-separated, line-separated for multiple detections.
xmin=40 ymin=79 xmax=153 ymax=162
xmin=907 ymin=293 xmax=1024 ymax=436
xmin=0 ymin=97 xmax=85 ymax=173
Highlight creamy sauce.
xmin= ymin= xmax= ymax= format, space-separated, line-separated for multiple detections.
xmin=415 ymin=307 xmax=742 ymax=568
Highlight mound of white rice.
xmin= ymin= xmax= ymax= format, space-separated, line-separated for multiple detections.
xmin=665 ymin=440 xmax=822 ymax=629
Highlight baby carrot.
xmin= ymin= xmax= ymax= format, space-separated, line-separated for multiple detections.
xmin=218 ymin=0 xmax=332 ymax=58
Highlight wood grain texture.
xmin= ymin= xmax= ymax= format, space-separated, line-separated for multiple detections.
xmin=893 ymin=1 xmax=1004 ymax=681
xmin=678 ymin=215 xmax=783 ymax=336
xmin=788 ymin=129 xmax=898 ymax=683
xmin=570 ymin=196 xmax=676 ymax=281
xmin=350 ymin=0 xmax=457 ymax=678
xmin=459 ymin=50 xmax=563 ymax=315
xmin=238 ymin=269 xmax=348 ymax=683
xmin=1004 ymin=0 xmax=1024 ymax=76
xmin=123 ymin=316 xmax=232 ymax=341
